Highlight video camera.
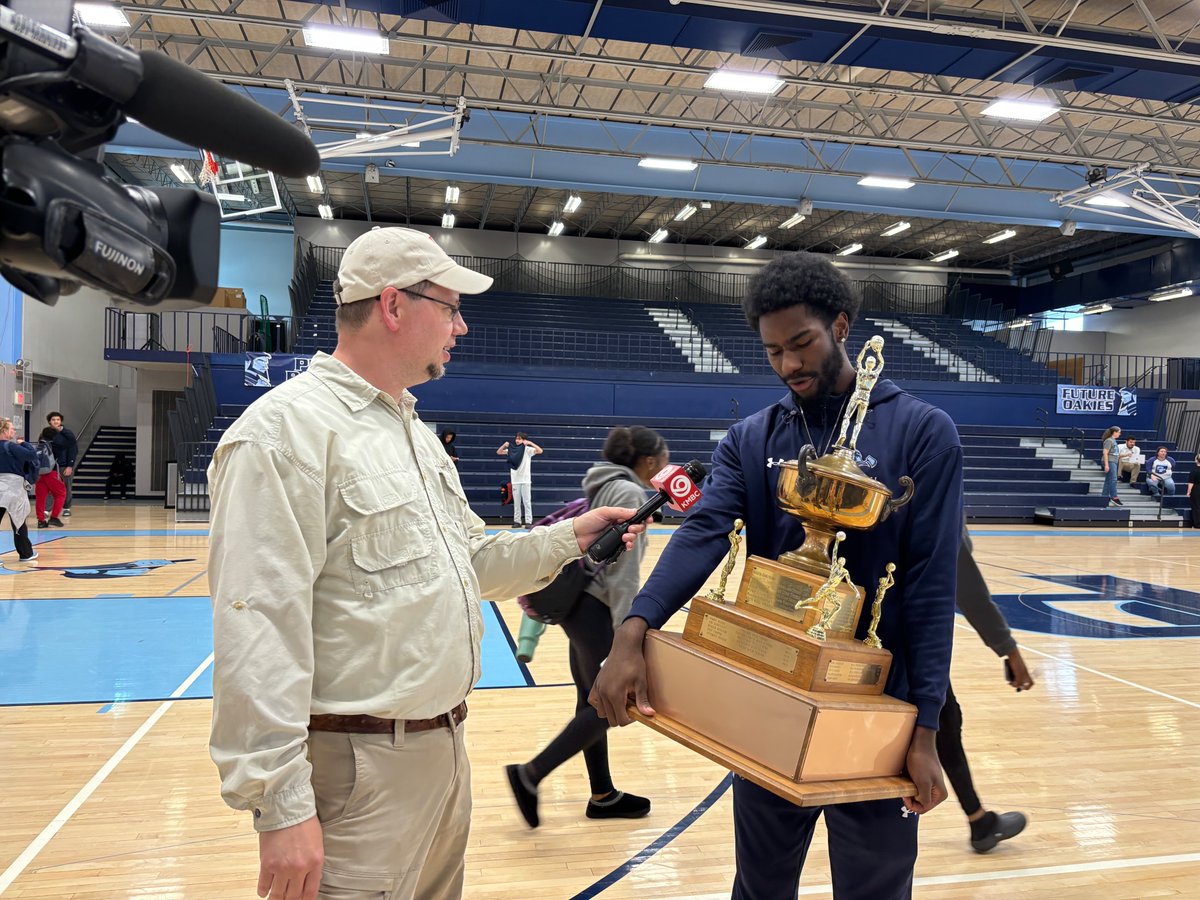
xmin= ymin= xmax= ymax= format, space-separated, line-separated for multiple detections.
xmin=0 ymin=0 xmax=319 ymax=306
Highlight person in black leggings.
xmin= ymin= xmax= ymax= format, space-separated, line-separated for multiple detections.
xmin=939 ymin=527 xmax=1034 ymax=852
xmin=506 ymin=425 xmax=669 ymax=827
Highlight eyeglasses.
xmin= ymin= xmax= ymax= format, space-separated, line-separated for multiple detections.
xmin=402 ymin=287 xmax=462 ymax=320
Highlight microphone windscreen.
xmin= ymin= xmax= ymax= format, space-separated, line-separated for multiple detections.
xmin=127 ymin=51 xmax=321 ymax=178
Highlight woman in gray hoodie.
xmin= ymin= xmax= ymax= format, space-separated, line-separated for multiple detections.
xmin=506 ymin=425 xmax=668 ymax=828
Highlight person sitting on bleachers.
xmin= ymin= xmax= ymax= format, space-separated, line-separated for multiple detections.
xmin=1147 ymin=447 xmax=1176 ymax=498
xmin=105 ymin=453 xmax=135 ymax=501
xmin=1116 ymin=436 xmax=1142 ymax=484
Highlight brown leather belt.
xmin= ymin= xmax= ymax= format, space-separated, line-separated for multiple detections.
xmin=309 ymin=701 xmax=467 ymax=735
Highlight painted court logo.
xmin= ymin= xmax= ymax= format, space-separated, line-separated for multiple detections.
xmin=0 ymin=558 xmax=194 ymax=578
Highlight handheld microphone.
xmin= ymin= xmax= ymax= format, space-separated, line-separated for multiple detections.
xmin=585 ymin=460 xmax=706 ymax=565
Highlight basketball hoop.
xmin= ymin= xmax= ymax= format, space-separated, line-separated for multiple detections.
xmin=198 ymin=150 xmax=219 ymax=187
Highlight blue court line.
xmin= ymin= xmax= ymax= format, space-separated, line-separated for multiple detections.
xmin=570 ymin=774 xmax=734 ymax=900
xmin=489 ymin=600 xmax=535 ymax=687
xmin=167 ymin=569 xmax=208 ymax=597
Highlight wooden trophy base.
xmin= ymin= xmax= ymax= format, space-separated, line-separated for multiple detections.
xmin=638 ymin=630 xmax=916 ymax=807
xmin=684 ymin=596 xmax=893 ymax=695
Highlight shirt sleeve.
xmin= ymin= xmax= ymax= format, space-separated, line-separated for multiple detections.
xmin=955 ymin=541 xmax=1017 ymax=658
xmin=466 ymin=513 xmax=581 ymax=600
xmin=898 ymin=409 xmax=964 ymax=730
xmin=207 ymin=440 xmax=327 ymax=832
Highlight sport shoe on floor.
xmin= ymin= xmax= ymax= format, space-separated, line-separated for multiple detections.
xmin=62 ymin=509 xmax=71 ymax=517
xmin=971 ymin=811 xmax=1027 ymax=853
xmin=505 ymin=764 xmax=540 ymax=828
xmin=586 ymin=791 xmax=651 ymax=820
xmin=49 ymin=517 xmax=65 ymax=527
xmin=19 ymin=550 xmax=38 ymax=562
xmin=37 ymin=520 xmax=48 ymax=529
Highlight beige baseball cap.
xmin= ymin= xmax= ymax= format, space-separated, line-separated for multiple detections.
xmin=334 ymin=227 xmax=494 ymax=306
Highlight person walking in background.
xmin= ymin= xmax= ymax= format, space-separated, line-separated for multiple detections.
xmin=1100 ymin=426 xmax=1121 ymax=507
xmin=104 ymin=453 xmax=135 ymax=501
xmin=34 ymin=426 xmax=66 ymax=528
xmin=940 ymin=526 xmax=1033 ymax=853
xmin=440 ymin=428 xmax=459 ymax=465
xmin=0 ymin=417 xmax=39 ymax=561
xmin=1188 ymin=452 xmax=1199 ymax=528
xmin=497 ymin=432 xmax=543 ymax=528
xmin=47 ymin=412 xmax=77 ymax=518
xmin=506 ymin=425 xmax=668 ymax=829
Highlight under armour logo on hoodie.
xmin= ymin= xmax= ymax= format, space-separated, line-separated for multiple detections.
xmin=766 ymin=457 xmax=786 ymax=469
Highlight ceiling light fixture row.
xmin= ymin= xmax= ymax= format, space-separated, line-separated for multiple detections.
xmin=548 ymin=221 xmax=565 ymax=237
xmin=649 ymin=228 xmax=669 ymax=243
xmin=1149 ymin=287 xmax=1192 ymax=302
xmin=563 ymin=194 xmax=582 ymax=214
xmin=445 ymin=185 xmax=460 ymax=204
xmin=441 ymin=213 xmax=455 ymax=229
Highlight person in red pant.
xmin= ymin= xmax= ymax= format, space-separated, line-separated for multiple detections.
xmin=34 ymin=426 xmax=66 ymax=527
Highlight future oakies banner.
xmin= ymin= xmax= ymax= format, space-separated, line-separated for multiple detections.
xmin=1056 ymin=384 xmax=1137 ymax=416
xmin=244 ymin=352 xmax=313 ymax=387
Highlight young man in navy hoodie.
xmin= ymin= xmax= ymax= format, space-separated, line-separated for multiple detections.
xmin=591 ymin=252 xmax=963 ymax=899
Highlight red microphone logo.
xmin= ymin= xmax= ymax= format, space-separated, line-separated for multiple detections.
xmin=652 ymin=464 xmax=702 ymax=511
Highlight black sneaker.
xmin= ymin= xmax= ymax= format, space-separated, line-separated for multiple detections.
xmin=505 ymin=764 xmax=540 ymax=828
xmin=1110 ymin=497 xmax=1123 ymax=506
xmin=62 ymin=509 xmax=71 ymax=517
xmin=37 ymin=520 xmax=49 ymax=529
xmin=586 ymin=791 xmax=651 ymax=820
xmin=49 ymin=517 xmax=65 ymax=526
xmin=971 ymin=811 xmax=1027 ymax=853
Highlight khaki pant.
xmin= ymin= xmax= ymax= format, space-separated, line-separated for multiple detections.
xmin=308 ymin=721 xmax=471 ymax=899
xmin=1118 ymin=459 xmax=1141 ymax=483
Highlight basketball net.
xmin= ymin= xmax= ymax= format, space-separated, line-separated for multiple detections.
xmin=197 ymin=149 xmax=219 ymax=187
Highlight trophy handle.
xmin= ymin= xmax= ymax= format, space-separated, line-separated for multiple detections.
xmin=796 ymin=444 xmax=819 ymax=497
xmin=880 ymin=475 xmax=914 ymax=521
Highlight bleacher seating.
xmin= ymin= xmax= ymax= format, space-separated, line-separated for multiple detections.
xmin=895 ymin=313 xmax=1058 ymax=384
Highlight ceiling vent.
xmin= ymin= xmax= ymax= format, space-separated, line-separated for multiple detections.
xmin=744 ymin=30 xmax=813 ymax=60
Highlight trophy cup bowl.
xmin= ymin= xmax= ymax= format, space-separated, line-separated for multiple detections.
xmin=776 ymin=446 xmax=914 ymax=578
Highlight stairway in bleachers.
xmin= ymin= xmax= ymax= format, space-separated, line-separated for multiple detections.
xmin=72 ymin=426 xmax=136 ymax=500
xmin=294 ymin=281 xmax=337 ymax=355
xmin=897 ymin=313 xmax=1057 ymax=384
xmin=863 ymin=316 xmax=998 ymax=382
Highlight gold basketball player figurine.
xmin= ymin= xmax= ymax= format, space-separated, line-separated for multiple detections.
xmin=706 ymin=518 xmax=745 ymax=603
xmin=795 ymin=532 xmax=859 ymax=641
xmin=863 ymin=562 xmax=896 ymax=649
xmin=835 ymin=335 xmax=885 ymax=452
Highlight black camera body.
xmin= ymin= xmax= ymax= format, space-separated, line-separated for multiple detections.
xmin=0 ymin=1 xmax=319 ymax=307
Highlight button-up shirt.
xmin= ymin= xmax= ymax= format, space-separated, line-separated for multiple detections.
xmin=208 ymin=353 xmax=580 ymax=831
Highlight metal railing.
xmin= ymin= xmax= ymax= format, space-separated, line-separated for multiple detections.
xmin=106 ymin=307 xmax=298 ymax=355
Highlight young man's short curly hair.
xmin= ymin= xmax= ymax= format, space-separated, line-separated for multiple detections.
xmin=741 ymin=252 xmax=862 ymax=331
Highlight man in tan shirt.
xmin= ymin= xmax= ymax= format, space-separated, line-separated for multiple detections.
xmin=208 ymin=227 xmax=644 ymax=900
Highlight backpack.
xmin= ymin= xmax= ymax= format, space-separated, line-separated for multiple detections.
xmin=36 ymin=440 xmax=57 ymax=476
xmin=519 ymin=498 xmax=600 ymax=625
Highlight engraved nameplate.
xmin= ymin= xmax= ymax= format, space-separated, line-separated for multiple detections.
xmin=698 ymin=615 xmax=800 ymax=674
xmin=824 ymin=660 xmax=883 ymax=686
xmin=740 ymin=566 xmax=814 ymax=622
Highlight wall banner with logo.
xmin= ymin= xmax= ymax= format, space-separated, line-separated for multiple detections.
xmin=1055 ymin=385 xmax=1137 ymax=416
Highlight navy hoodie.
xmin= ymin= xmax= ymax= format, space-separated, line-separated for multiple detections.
xmin=628 ymin=378 xmax=963 ymax=729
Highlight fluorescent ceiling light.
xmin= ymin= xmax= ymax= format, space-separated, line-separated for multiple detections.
xmin=700 ymin=201 xmax=712 ymax=209
xmin=836 ymin=243 xmax=863 ymax=256
xmin=445 ymin=185 xmax=460 ymax=204
xmin=780 ymin=213 xmax=806 ymax=229
xmin=639 ymin=157 xmax=697 ymax=172
xmin=982 ymin=228 xmax=1017 ymax=244
xmin=317 ymin=203 xmax=333 ymax=220
xmin=1008 ymin=317 xmax=1033 ymax=328
xmin=564 ymin=194 xmax=582 ymax=214
xmin=1084 ymin=193 xmax=1130 ymax=208
xmin=674 ymin=204 xmax=698 ymax=222
xmin=441 ymin=213 xmax=456 ymax=229
xmin=303 ymin=25 xmax=390 ymax=55
xmin=75 ymin=3 xmax=130 ymax=28
xmin=1149 ymin=287 xmax=1192 ymax=302
xmin=548 ymin=221 xmax=565 ymax=237
xmin=169 ymin=164 xmax=194 ymax=184
xmin=858 ymin=176 xmax=915 ymax=190
xmin=704 ymin=70 xmax=785 ymax=95
xmin=305 ymin=175 xmax=323 ymax=193
xmin=981 ymin=99 xmax=1059 ymax=122
xmin=930 ymin=249 xmax=959 ymax=262
xmin=880 ymin=221 xmax=910 ymax=237
xmin=1081 ymin=303 xmax=1111 ymax=315
xmin=745 ymin=235 xmax=768 ymax=250
xmin=648 ymin=228 xmax=669 ymax=243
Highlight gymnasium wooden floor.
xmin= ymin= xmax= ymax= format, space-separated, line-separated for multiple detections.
xmin=1 ymin=505 xmax=1197 ymax=899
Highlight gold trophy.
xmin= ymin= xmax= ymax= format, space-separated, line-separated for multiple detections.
xmin=633 ymin=336 xmax=920 ymax=807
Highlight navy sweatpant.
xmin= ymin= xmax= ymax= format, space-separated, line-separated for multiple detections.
xmin=731 ymin=776 xmax=919 ymax=899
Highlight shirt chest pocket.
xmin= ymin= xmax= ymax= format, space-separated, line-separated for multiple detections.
xmin=339 ymin=474 xmax=439 ymax=596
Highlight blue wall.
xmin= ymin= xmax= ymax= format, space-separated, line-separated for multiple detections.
xmin=0 ymin=277 xmax=22 ymax=364
xmin=209 ymin=357 xmax=1162 ymax=434
xmin=217 ymin=224 xmax=294 ymax=317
